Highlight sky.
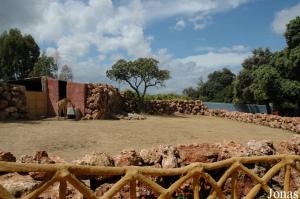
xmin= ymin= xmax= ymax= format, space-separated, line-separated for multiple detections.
xmin=1 ymin=0 xmax=300 ymax=93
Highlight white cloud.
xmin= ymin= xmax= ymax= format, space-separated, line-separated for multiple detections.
xmin=174 ymin=19 xmax=186 ymax=31
xmin=0 ymin=0 xmax=250 ymax=92
xmin=142 ymin=0 xmax=248 ymax=21
xmin=196 ymin=45 xmax=248 ymax=53
xmin=272 ymin=3 xmax=300 ymax=34
xmin=142 ymin=0 xmax=249 ymax=30
xmin=158 ymin=46 xmax=251 ymax=93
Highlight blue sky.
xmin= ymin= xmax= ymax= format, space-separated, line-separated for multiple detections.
xmin=1 ymin=0 xmax=300 ymax=93
xmin=145 ymin=0 xmax=298 ymax=57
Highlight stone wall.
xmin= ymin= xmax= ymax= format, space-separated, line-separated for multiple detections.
xmin=0 ymin=83 xmax=27 ymax=120
xmin=83 ymin=83 xmax=123 ymax=119
xmin=206 ymin=109 xmax=300 ymax=133
xmin=1 ymin=136 xmax=300 ymax=198
xmin=145 ymin=100 xmax=208 ymax=115
xmin=124 ymin=99 xmax=208 ymax=115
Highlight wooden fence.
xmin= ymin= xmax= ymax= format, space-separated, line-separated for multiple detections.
xmin=25 ymin=91 xmax=47 ymax=119
xmin=0 ymin=155 xmax=300 ymax=199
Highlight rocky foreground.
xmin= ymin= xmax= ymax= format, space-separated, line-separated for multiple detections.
xmin=1 ymin=136 xmax=300 ymax=198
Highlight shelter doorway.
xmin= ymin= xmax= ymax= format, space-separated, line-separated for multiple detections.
xmin=58 ymin=80 xmax=67 ymax=117
xmin=58 ymin=80 xmax=67 ymax=100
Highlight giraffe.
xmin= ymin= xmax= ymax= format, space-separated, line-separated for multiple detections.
xmin=57 ymin=98 xmax=74 ymax=120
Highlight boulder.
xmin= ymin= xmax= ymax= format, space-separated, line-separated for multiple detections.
xmin=18 ymin=151 xmax=63 ymax=181
xmin=0 ymin=99 xmax=8 ymax=109
xmin=295 ymin=124 xmax=300 ymax=133
xmin=0 ymin=173 xmax=38 ymax=198
xmin=0 ymin=151 xmax=16 ymax=162
xmin=177 ymin=143 xmax=220 ymax=165
xmin=96 ymin=183 xmax=130 ymax=198
xmin=113 ymin=149 xmax=143 ymax=166
xmin=95 ymin=182 xmax=157 ymax=198
xmin=276 ymin=135 xmax=300 ymax=155
xmin=72 ymin=152 xmax=114 ymax=167
xmin=246 ymin=140 xmax=276 ymax=156
xmin=161 ymin=145 xmax=179 ymax=168
xmin=140 ymin=147 xmax=162 ymax=165
xmin=4 ymin=106 xmax=17 ymax=113
xmin=0 ymin=111 xmax=8 ymax=119
xmin=217 ymin=141 xmax=247 ymax=160
xmin=38 ymin=182 xmax=83 ymax=199
xmin=84 ymin=83 xmax=122 ymax=120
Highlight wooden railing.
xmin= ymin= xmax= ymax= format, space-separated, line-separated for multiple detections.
xmin=0 ymin=155 xmax=300 ymax=199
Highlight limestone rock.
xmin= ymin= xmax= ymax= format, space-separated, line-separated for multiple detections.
xmin=140 ymin=147 xmax=162 ymax=165
xmin=0 ymin=151 xmax=16 ymax=162
xmin=161 ymin=145 xmax=179 ymax=168
xmin=276 ymin=135 xmax=300 ymax=155
xmin=0 ymin=173 xmax=38 ymax=198
xmin=246 ymin=140 xmax=276 ymax=156
xmin=177 ymin=143 xmax=220 ymax=165
xmin=217 ymin=141 xmax=247 ymax=160
xmin=84 ymin=84 xmax=122 ymax=120
xmin=18 ymin=151 xmax=63 ymax=181
xmin=114 ymin=149 xmax=143 ymax=166
xmin=73 ymin=152 xmax=114 ymax=167
xmin=38 ymin=182 xmax=83 ymax=199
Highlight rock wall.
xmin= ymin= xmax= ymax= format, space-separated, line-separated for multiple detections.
xmin=0 ymin=83 xmax=27 ymax=120
xmin=83 ymin=83 xmax=123 ymax=119
xmin=145 ymin=100 xmax=208 ymax=115
xmin=1 ymin=136 xmax=300 ymax=198
xmin=124 ymin=99 xmax=208 ymax=115
xmin=206 ymin=109 xmax=300 ymax=133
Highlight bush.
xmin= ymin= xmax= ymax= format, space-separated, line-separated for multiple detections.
xmin=121 ymin=90 xmax=191 ymax=101
xmin=122 ymin=89 xmax=137 ymax=100
xmin=144 ymin=93 xmax=191 ymax=101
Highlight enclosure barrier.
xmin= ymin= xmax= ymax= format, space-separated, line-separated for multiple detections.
xmin=1 ymin=155 xmax=300 ymax=199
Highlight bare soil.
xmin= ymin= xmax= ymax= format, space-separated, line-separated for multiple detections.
xmin=0 ymin=115 xmax=294 ymax=161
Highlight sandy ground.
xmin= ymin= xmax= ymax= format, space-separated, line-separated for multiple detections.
xmin=0 ymin=115 xmax=295 ymax=161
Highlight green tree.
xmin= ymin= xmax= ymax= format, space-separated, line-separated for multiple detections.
xmin=183 ymin=68 xmax=235 ymax=102
xmin=59 ymin=64 xmax=73 ymax=81
xmin=182 ymin=86 xmax=199 ymax=99
xmin=0 ymin=28 xmax=40 ymax=81
xmin=250 ymin=65 xmax=282 ymax=104
xmin=107 ymin=58 xmax=170 ymax=106
xmin=242 ymin=48 xmax=272 ymax=70
xmin=285 ymin=16 xmax=300 ymax=50
xmin=233 ymin=69 xmax=254 ymax=103
xmin=233 ymin=48 xmax=273 ymax=103
xmin=30 ymin=52 xmax=58 ymax=78
xmin=234 ymin=17 xmax=300 ymax=115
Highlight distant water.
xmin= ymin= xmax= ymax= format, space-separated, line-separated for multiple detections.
xmin=203 ymin=102 xmax=268 ymax=114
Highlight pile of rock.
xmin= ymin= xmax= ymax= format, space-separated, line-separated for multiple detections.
xmin=0 ymin=84 xmax=27 ymax=120
xmin=83 ymin=83 xmax=122 ymax=119
xmin=115 ymin=113 xmax=147 ymax=120
xmin=1 ymin=136 xmax=300 ymax=198
xmin=206 ymin=109 xmax=300 ymax=133
xmin=145 ymin=100 xmax=208 ymax=115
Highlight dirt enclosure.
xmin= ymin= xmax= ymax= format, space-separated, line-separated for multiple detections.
xmin=0 ymin=115 xmax=295 ymax=161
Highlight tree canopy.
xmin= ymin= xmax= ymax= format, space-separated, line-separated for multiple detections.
xmin=183 ymin=68 xmax=235 ymax=103
xmin=59 ymin=64 xmax=73 ymax=81
xmin=30 ymin=52 xmax=58 ymax=78
xmin=233 ymin=17 xmax=300 ymax=115
xmin=233 ymin=48 xmax=273 ymax=104
xmin=107 ymin=58 xmax=170 ymax=105
xmin=0 ymin=28 xmax=40 ymax=81
xmin=285 ymin=16 xmax=300 ymax=50
xmin=183 ymin=16 xmax=300 ymax=115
